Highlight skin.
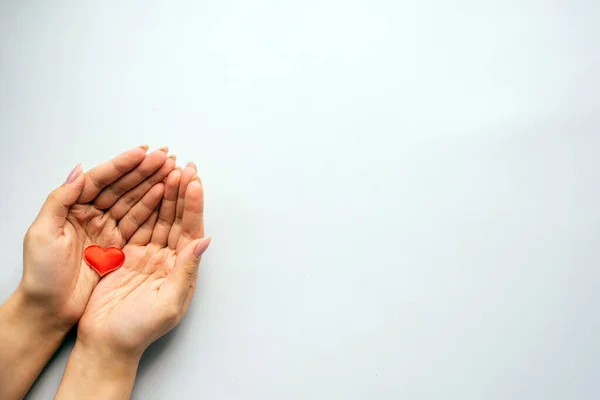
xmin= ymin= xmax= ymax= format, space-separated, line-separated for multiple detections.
xmin=55 ymin=163 xmax=210 ymax=400
xmin=0 ymin=146 xmax=176 ymax=400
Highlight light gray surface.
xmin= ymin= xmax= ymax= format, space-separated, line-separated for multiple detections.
xmin=1 ymin=0 xmax=600 ymax=399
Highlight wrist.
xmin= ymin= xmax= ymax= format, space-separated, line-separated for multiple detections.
xmin=4 ymin=288 xmax=72 ymax=341
xmin=72 ymin=338 xmax=143 ymax=369
xmin=56 ymin=340 xmax=141 ymax=400
xmin=9 ymin=287 xmax=73 ymax=337
xmin=0 ymin=290 xmax=71 ymax=399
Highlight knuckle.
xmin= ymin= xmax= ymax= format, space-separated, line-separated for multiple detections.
xmin=24 ymin=225 xmax=45 ymax=244
xmin=182 ymin=263 xmax=198 ymax=282
xmin=23 ymin=228 xmax=34 ymax=244
xmin=46 ymin=190 xmax=59 ymax=204
xmin=88 ymin=171 xmax=104 ymax=188
xmin=147 ymin=173 xmax=161 ymax=185
xmin=112 ymin=158 xmax=132 ymax=174
xmin=109 ymin=185 xmax=127 ymax=198
xmin=46 ymin=188 xmax=69 ymax=209
xmin=123 ymin=194 xmax=137 ymax=208
xmin=126 ymin=212 xmax=141 ymax=226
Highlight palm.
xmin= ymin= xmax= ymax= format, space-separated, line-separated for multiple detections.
xmin=59 ymin=199 xmax=161 ymax=321
xmin=57 ymin=205 xmax=129 ymax=320
xmin=78 ymin=165 xmax=205 ymax=354
xmin=79 ymin=245 xmax=176 ymax=350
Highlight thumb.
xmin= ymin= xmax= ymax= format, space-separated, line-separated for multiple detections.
xmin=36 ymin=163 xmax=85 ymax=235
xmin=164 ymin=237 xmax=212 ymax=306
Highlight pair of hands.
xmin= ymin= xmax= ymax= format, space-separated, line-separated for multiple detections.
xmin=0 ymin=146 xmax=210 ymax=399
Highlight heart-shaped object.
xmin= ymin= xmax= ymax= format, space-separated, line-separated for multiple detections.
xmin=83 ymin=245 xmax=125 ymax=277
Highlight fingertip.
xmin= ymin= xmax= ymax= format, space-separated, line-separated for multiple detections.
xmin=130 ymin=146 xmax=148 ymax=158
xmin=117 ymin=147 xmax=147 ymax=168
xmin=149 ymin=148 xmax=168 ymax=162
xmin=141 ymin=182 xmax=166 ymax=207
xmin=65 ymin=163 xmax=83 ymax=184
xmin=74 ymin=166 xmax=86 ymax=184
xmin=193 ymin=236 xmax=212 ymax=258
xmin=186 ymin=179 xmax=202 ymax=197
xmin=152 ymin=181 xmax=166 ymax=195
xmin=165 ymin=157 xmax=177 ymax=169
xmin=166 ymin=169 xmax=181 ymax=185
xmin=182 ymin=164 xmax=196 ymax=178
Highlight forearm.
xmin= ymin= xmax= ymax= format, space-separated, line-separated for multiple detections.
xmin=55 ymin=340 xmax=141 ymax=400
xmin=0 ymin=290 xmax=70 ymax=400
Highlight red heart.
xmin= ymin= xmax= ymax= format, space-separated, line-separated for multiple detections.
xmin=83 ymin=245 xmax=125 ymax=277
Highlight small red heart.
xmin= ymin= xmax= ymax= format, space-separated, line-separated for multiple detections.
xmin=83 ymin=245 xmax=125 ymax=277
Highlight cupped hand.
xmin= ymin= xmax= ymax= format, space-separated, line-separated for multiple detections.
xmin=18 ymin=146 xmax=176 ymax=330
xmin=77 ymin=163 xmax=210 ymax=357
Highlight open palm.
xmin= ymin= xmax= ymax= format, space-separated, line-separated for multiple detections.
xmin=22 ymin=148 xmax=175 ymax=325
xmin=78 ymin=164 xmax=208 ymax=355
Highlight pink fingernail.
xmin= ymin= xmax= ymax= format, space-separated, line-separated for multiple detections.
xmin=65 ymin=163 xmax=83 ymax=184
xmin=193 ymin=237 xmax=212 ymax=258
xmin=187 ymin=162 xmax=197 ymax=171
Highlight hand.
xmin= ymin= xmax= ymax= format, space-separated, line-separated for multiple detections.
xmin=18 ymin=146 xmax=176 ymax=330
xmin=55 ymin=163 xmax=210 ymax=400
xmin=79 ymin=162 xmax=209 ymax=355
xmin=0 ymin=146 xmax=176 ymax=400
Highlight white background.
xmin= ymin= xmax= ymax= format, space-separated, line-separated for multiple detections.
xmin=1 ymin=1 xmax=600 ymax=399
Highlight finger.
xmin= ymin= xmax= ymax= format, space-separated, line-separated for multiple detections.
xmin=117 ymin=183 xmax=165 ymax=241
xmin=180 ymin=260 xmax=201 ymax=317
xmin=107 ymin=155 xmax=176 ymax=220
xmin=180 ymin=277 xmax=197 ymax=317
xmin=129 ymin=208 xmax=159 ymax=246
xmin=151 ymin=169 xmax=181 ymax=247
xmin=92 ymin=148 xmax=169 ymax=210
xmin=78 ymin=146 xmax=148 ymax=203
xmin=176 ymin=179 xmax=204 ymax=252
xmin=167 ymin=164 xmax=197 ymax=249
xmin=36 ymin=164 xmax=85 ymax=235
xmin=163 ymin=237 xmax=211 ymax=307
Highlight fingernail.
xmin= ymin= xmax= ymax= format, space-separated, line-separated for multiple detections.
xmin=139 ymin=144 xmax=149 ymax=151
xmin=159 ymin=146 xmax=169 ymax=153
xmin=168 ymin=154 xmax=177 ymax=161
xmin=186 ymin=162 xmax=197 ymax=171
xmin=193 ymin=237 xmax=212 ymax=258
xmin=65 ymin=163 xmax=83 ymax=184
